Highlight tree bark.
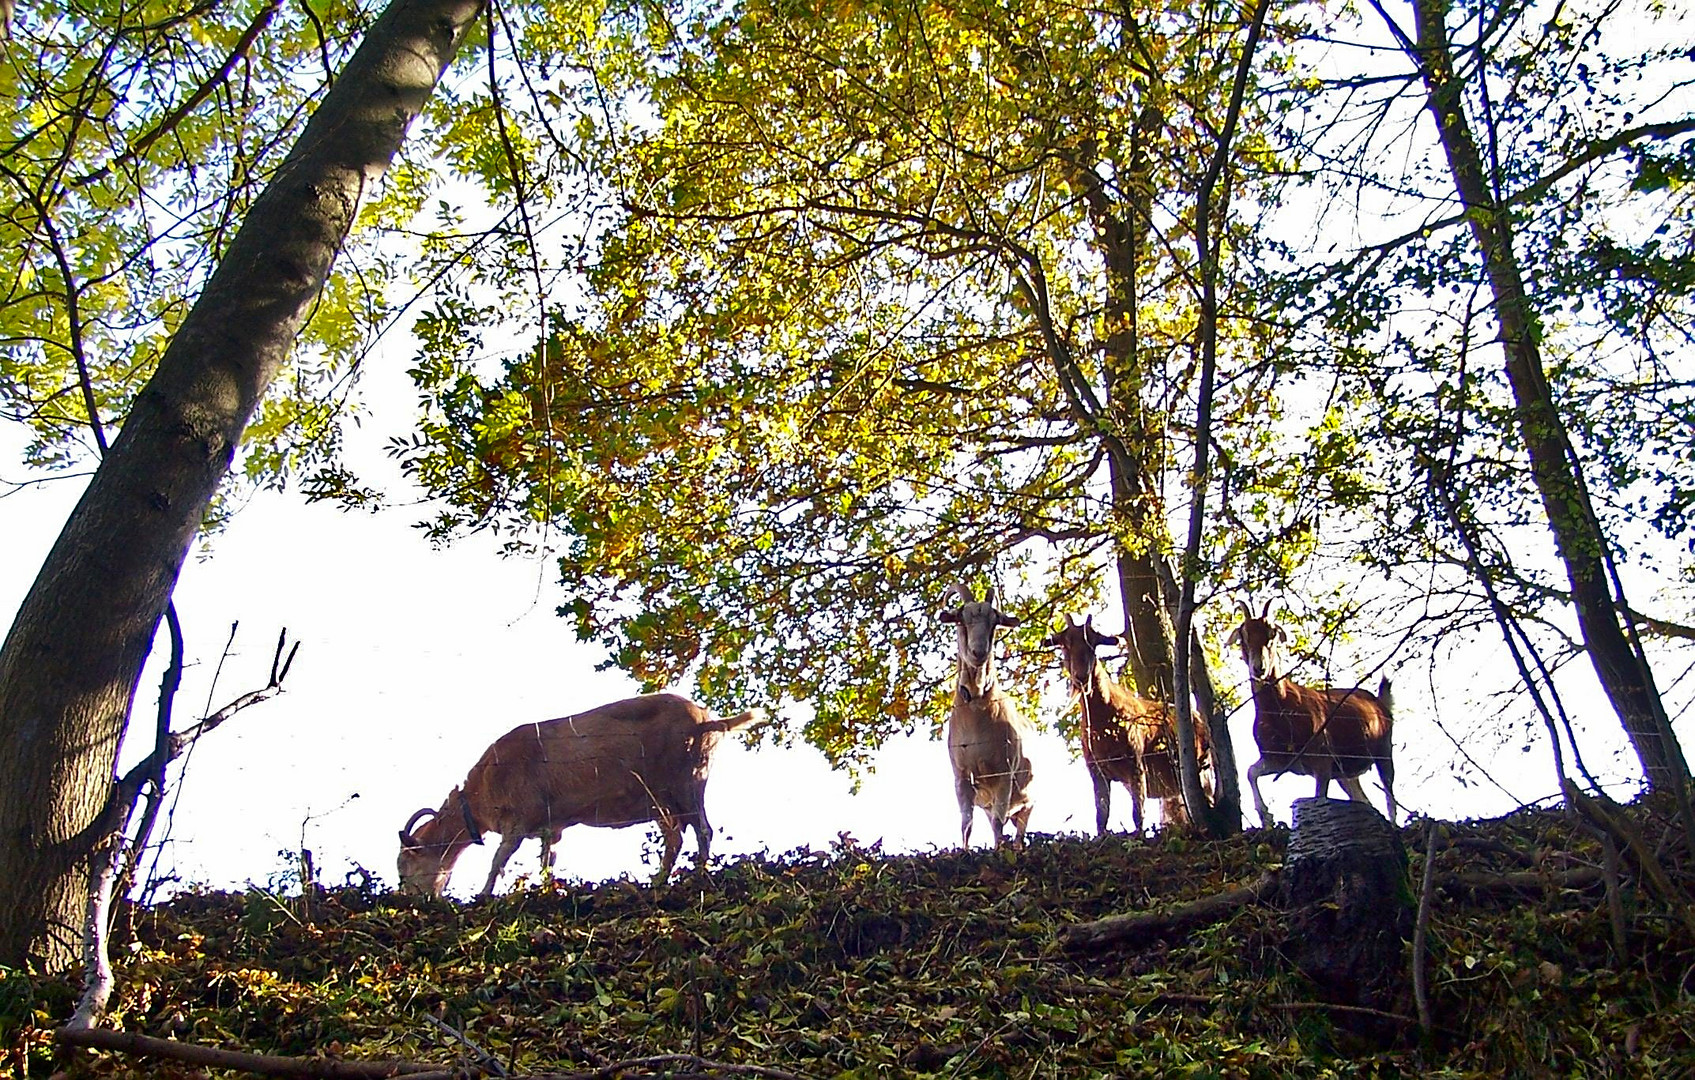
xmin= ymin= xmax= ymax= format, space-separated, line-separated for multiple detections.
xmin=0 ymin=0 xmax=482 ymax=969
xmin=1170 ymin=0 xmax=1267 ymax=839
xmin=1409 ymin=0 xmax=1690 ymax=793
xmin=1279 ymin=797 xmax=1412 ymax=1019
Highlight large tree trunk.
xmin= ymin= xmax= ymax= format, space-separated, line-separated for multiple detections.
xmin=0 ymin=0 xmax=482 ymax=969
xmin=1410 ymin=0 xmax=1691 ymax=793
xmin=1066 ymin=96 xmax=1235 ymax=832
xmin=1279 ymin=797 xmax=1413 ymax=1022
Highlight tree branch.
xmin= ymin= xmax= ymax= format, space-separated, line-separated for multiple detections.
xmin=73 ymin=0 xmax=288 ymax=188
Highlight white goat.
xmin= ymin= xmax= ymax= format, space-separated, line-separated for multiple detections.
xmin=939 ymin=583 xmax=1034 ymax=848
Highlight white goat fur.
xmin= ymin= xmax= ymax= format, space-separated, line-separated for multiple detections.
xmin=939 ymin=583 xmax=1034 ymax=848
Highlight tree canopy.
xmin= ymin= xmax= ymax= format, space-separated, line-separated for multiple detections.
xmin=380 ymin=0 xmax=1314 ymax=768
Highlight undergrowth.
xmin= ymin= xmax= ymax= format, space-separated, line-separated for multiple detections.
xmin=12 ymin=801 xmax=1695 ymax=1078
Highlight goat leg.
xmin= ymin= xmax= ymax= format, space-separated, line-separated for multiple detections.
xmin=1128 ymin=771 xmax=1147 ymax=836
xmin=1246 ymin=758 xmax=1274 ymax=828
xmin=479 ymin=834 xmax=523 ymax=898
xmin=653 ymin=817 xmax=683 ymax=883
xmin=955 ymin=775 xmax=977 ymax=848
xmin=1088 ymin=764 xmax=1113 ymax=837
xmin=1010 ymin=804 xmax=1031 ymax=848
xmin=694 ymin=816 xmax=714 ymax=873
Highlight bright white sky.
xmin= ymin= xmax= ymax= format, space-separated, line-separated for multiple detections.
xmin=2 ymin=342 xmax=1670 ymax=903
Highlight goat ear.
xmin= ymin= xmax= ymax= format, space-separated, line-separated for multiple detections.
xmin=998 ymin=613 xmax=1022 ymax=628
xmin=939 ymin=608 xmax=960 ymax=624
xmin=1097 ymin=633 xmax=1120 ymax=646
xmin=1274 ymin=624 xmax=1287 ymax=641
xmin=1225 ymin=626 xmax=1242 ymax=648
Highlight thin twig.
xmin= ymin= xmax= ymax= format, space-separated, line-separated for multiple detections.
xmin=1412 ymin=820 xmax=1438 ymax=1036
xmin=422 ymin=1012 xmax=508 ymax=1078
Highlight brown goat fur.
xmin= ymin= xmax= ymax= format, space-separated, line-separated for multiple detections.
xmin=1042 ymin=614 xmax=1211 ymax=835
xmin=1227 ymin=601 xmax=1396 ymax=827
xmin=397 ymin=693 xmax=763 ymax=897
xmin=939 ymin=583 xmax=1034 ymax=848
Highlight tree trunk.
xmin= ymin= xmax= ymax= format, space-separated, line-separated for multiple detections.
xmin=1170 ymin=0 xmax=1267 ymax=839
xmin=1410 ymin=0 xmax=1690 ymax=793
xmin=1279 ymin=797 xmax=1412 ymax=1021
xmin=0 ymin=0 xmax=482 ymax=969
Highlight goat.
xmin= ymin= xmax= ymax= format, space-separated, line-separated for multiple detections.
xmin=1226 ymin=600 xmax=1396 ymax=827
xmin=1042 ymin=614 xmax=1211 ymax=835
xmin=397 ymin=693 xmax=764 ymax=896
xmin=939 ymin=583 xmax=1034 ymax=848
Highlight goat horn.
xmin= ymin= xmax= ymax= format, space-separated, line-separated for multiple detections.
xmin=946 ymin=582 xmax=974 ymax=606
xmin=984 ymin=585 xmax=1000 ymax=609
xmin=400 ymin=807 xmax=437 ymax=846
xmin=1237 ymin=599 xmax=1253 ymax=620
xmin=1260 ymin=598 xmax=1275 ymax=619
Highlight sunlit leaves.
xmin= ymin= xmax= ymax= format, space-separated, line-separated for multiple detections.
xmin=1 ymin=0 xmax=416 ymax=513
xmin=382 ymin=0 xmax=1297 ymax=761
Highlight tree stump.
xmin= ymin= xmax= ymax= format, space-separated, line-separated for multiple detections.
xmin=1279 ymin=797 xmax=1412 ymax=1018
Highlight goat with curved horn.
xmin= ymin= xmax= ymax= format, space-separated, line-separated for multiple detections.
xmin=397 ymin=694 xmax=766 ymax=897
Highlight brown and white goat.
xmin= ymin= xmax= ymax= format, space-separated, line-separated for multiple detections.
xmin=1042 ymin=614 xmax=1211 ymax=835
xmin=397 ymin=693 xmax=763 ymax=896
xmin=939 ymin=583 xmax=1034 ymax=848
xmin=1227 ymin=601 xmax=1396 ymax=828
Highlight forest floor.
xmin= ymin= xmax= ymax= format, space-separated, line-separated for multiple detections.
xmin=7 ymin=796 xmax=1694 ymax=1078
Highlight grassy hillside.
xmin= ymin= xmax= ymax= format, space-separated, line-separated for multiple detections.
xmin=8 ymin=802 xmax=1694 ymax=1078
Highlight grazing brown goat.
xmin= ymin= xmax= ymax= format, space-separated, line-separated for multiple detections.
xmin=939 ymin=583 xmax=1034 ymax=848
xmin=1226 ymin=601 xmax=1396 ymax=827
xmin=397 ymin=693 xmax=763 ymax=896
xmin=1042 ymin=614 xmax=1210 ymax=835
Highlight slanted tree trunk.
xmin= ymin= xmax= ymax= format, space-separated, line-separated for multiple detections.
xmin=1407 ymin=0 xmax=1690 ymax=794
xmin=1279 ymin=797 xmax=1413 ymax=1019
xmin=0 ymin=0 xmax=482 ymax=969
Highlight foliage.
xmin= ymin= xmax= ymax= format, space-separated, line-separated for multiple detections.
xmin=381 ymin=0 xmax=1312 ymax=764
xmin=18 ymin=803 xmax=1695 ymax=1078
xmin=1256 ymin=0 xmax=1695 ymax=663
xmin=0 ymin=0 xmax=455 ymax=513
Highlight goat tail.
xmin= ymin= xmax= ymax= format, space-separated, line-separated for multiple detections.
xmin=707 ymin=707 xmax=768 ymax=733
xmin=1375 ymin=677 xmax=1394 ymax=717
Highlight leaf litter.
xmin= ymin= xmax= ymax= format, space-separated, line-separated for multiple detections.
xmin=8 ymin=799 xmax=1695 ymax=1078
